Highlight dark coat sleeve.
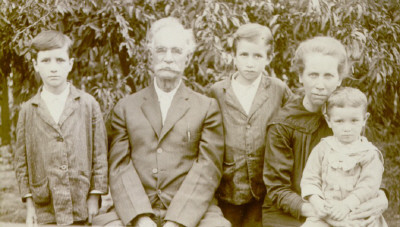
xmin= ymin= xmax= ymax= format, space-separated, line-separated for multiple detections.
xmin=263 ymin=123 xmax=304 ymax=219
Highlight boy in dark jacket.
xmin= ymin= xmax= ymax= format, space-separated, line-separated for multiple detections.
xmin=209 ymin=23 xmax=292 ymax=227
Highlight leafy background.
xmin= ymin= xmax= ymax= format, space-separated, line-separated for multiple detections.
xmin=1 ymin=0 xmax=399 ymax=225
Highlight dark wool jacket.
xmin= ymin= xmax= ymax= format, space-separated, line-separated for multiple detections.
xmin=209 ymin=72 xmax=292 ymax=205
xmin=262 ymin=95 xmax=332 ymax=225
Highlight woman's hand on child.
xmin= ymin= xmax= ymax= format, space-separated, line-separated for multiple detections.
xmin=87 ymin=194 xmax=100 ymax=224
xmin=26 ymin=197 xmax=38 ymax=227
xmin=349 ymin=190 xmax=388 ymax=220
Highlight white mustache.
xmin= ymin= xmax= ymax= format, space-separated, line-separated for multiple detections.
xmin=155 ymin=65 xmax=179 ymax=72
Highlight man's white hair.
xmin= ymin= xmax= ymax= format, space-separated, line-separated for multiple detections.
xmin=147 ymin=17 xmax=196 ymax=56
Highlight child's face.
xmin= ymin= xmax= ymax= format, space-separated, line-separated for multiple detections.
xmin=300 ymin=53 xmax=342 ymax=110
xmin=33 ymin=45 xmax=73 ymax=92
xmin=325 ymin=106 xmax=369 ymax=144
xmin=234 ymin=39 xmax=271 ymax=84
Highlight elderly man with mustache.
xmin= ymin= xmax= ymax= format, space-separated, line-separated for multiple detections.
xmin=104 ymin=17 xmax=230 ymax=227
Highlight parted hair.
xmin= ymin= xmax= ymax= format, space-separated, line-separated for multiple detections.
xmin=325 ymin=86 xmax=368 ymax=116
xmin=291 ymin=36 xmax=349 ymax=79
xmin=232 ymin=23 xmax=274 ymax=56
xmin=30 ymin=30 xmax=73 ymax=59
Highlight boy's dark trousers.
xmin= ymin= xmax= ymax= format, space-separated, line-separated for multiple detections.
xmin=218 ymin=199 xmax=262 ymax=227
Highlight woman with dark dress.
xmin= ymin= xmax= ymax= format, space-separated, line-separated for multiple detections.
xmin=262 ymin=36 xmax=388 ymax=227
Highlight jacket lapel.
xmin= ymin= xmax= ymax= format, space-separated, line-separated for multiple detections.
xmin=141 ymin=85 xmax=163 ymax=139
xmin=159 ymin=83 xmax=190 ymax=141
xmin=31 ymin=91 xmax=60 ymax=131
xmin=248 ymin=75 xmax=270 ymax=118
xmin=58 ymin=86 xmax=81 ymax=127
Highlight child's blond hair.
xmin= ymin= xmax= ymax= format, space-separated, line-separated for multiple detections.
xmin=325 ymin=86 xmax=368 ymax=117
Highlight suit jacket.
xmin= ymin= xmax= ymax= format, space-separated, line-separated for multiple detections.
xmin=108 ymin=82 xmax=224 ymax=227
xmin=209 ymin=72 xmax=292 ymax=205
xmin=14 ymin=85 xmax=108 ymax=225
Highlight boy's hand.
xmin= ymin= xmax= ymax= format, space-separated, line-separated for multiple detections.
xmin=309 ymin=195 xmax=329 ymax=218
xmin=87 ymin=194 xmax=100 ymax=224
xmin=329 ymin=202 xmax=350 ymax=221
xmin=133 ymin=215 xmax=157 ymax=227
xmin=26 ymin=197 xmax=38 ymax=227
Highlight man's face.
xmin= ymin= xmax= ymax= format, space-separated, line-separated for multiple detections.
xmin=33 ymin=45 xmax=73 ymax=92
xmin=300 ymin=53 xmax=342 ymax=110
xmin=152 ymin=27 xmax=188 ymax=81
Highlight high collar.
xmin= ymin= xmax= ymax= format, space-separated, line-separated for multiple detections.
xmin=221 ymin=71 xmax=272 ymax=91
xmin=31 ymin=83 xmax=80 ymax=106
xmin=270 ymin=95 xmax=326 ymax=134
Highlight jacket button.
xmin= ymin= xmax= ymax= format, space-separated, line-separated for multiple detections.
xmin=56 ymin=136 xmax=64 ymax=142
xmin=60 ymin=165 xmax=67 ymax=171
xmin=157 ymin=189 xmax=162 ymax=194
xmin=152 ymin=168 xmax=158 ymax=174
xmin=157 ymin=148 xmax=163 ymax=154
xmin=246 ymin=124 xmax=251 ymax=129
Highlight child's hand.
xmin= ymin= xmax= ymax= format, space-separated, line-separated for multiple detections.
xmin=329 ymin=202 xmax=350 ymax=221
xmin=87 ymin=194 xmax=100 ymax=224
xmin=309 ymin=195 xmax=329 ymax=218
xmin=26 ymin=197 xmax=38 ymax=227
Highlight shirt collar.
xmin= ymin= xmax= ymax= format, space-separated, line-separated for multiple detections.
xmin=154 ymin=78 xmax=181 ymax=100
xmin=232 ymin=72 xmax=262 ymax=89
xmin=41 ymin=83 xmax=70 ymax=101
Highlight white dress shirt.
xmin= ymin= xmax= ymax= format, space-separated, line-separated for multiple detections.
xmin=41 ymin=84 xmax=70 ymax=124
xmin=154 ymin=79 xmax=182 ymax=125
xmin=231 ymin=74 xmax=262 ymax=115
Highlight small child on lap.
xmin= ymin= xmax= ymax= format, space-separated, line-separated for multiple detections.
xmin=301 ymin=87 xmax=387 ymax=227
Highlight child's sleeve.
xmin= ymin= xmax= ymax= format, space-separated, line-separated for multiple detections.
xmin=300 ymin=141 xmax=326 ymax=200
xmin=14 ymin=105 xmax=31 ymax=201
xmin=344 ymin=149 xmax=384 ymax=206
xmin=90 ymin=99 xmax=108 ymax=194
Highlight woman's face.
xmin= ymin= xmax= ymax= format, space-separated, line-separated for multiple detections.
xmin=300 ymin=53 xmax=343 ymax=112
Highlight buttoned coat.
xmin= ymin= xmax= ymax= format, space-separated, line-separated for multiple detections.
xmin=108 ymin=82 xmax=224 ymax=227
xmin=209 ymin=73 xmax=292 ymax=205
xmin=14 ymin=85 xmax=108 ymax=225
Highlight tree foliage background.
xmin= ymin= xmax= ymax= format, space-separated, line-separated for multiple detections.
xmin=1 ymin=0 xmax=399 ymax=223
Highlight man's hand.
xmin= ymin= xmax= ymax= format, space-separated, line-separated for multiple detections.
xmin=163 ymin=220 xmax=182 ymax=227
xmin=87 ymin=194 xmax=100 ymax=224
xmin=133 ymin=215 xmax=157 ymax=227
xmin=26 ymin=197 xmax=38 ymax=227
xmin=348 ymin=190 xmax=388 ymax=220
xmin=309 ymin=195 xmax=330 ymax=218
xmin=329 ymin=202 xmax=350 ymax=221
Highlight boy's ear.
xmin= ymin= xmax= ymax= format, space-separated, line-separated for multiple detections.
xmin=299 ymin=74 xmax=303 ymax=83
xmin=32 ymin=59 xmax=38 ymax=72
xmin=324 ymin=114 xmax=332 ymax=128
xmin=364 ymin=112 xmax=370 ymax=122
xmin=266 ymin=52 xmax=274 ymax=65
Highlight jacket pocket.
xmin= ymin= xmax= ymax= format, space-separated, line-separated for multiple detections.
xmin=30 ymin=177 xmax=51 ymax=205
